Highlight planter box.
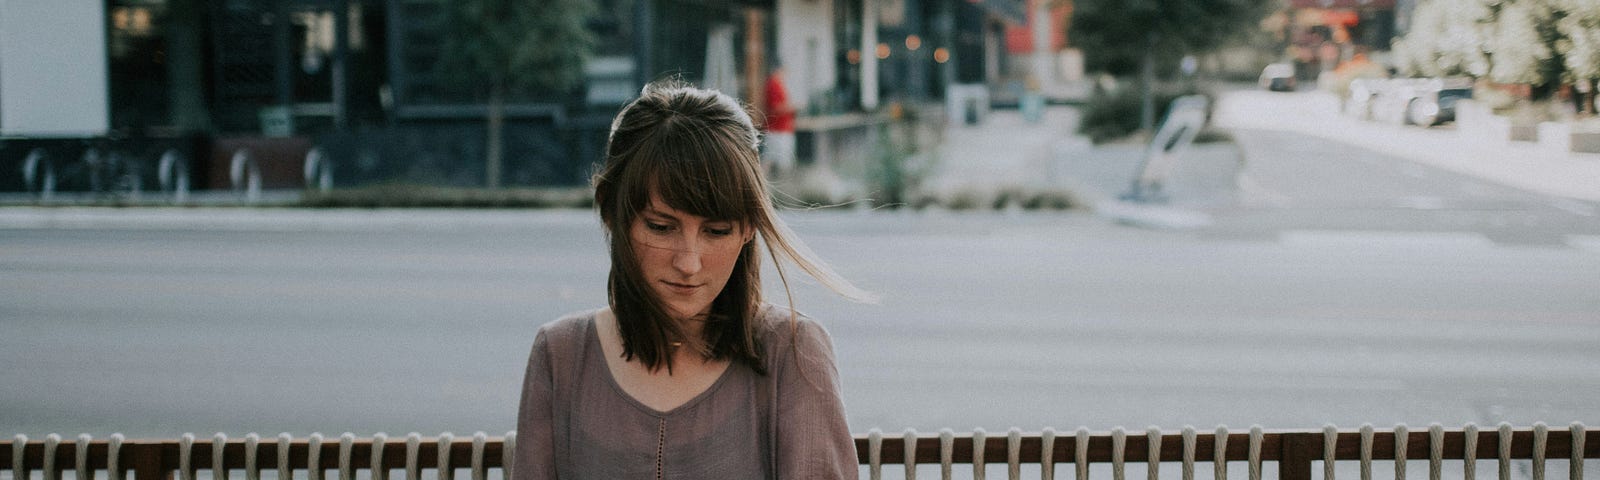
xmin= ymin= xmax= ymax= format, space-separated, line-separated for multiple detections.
xmin=1457 ymin=100 xmax=1542 ymax=144
xmin=1537 ymin=121 xmax=1600 ymax=154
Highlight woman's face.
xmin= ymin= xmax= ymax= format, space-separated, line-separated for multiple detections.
xmin=630 ymin=192 xmax=749 ymax=321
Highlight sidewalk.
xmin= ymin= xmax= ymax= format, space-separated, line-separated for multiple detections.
xmin=924 ymin=103 xmax=1244 ymax=228
xmin=1213 ymin=90 xmax=1600 ymax=202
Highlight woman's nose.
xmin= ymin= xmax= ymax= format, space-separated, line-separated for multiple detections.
xmin=671 ymin=248 xmax=702 ymax=275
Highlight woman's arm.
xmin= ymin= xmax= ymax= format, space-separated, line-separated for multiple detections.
xmin=774 ymin=318 xmax=857 ymax=479
xmin=511 ymin=328 xmax=557 ymax=480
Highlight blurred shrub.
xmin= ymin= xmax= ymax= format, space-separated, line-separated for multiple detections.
xmin=1077 ymin=83 xmax=1215 ymax=144
xmin=299 ymin=184 xmax=593 ymax=208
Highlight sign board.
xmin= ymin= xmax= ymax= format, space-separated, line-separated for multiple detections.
xmin=1122 ymin=95 xmax=1208 ymax=203
xmin=259 ymin=106 xmax=294 ymax=137
xmin=0 ymin=0 xmax=109 ymax=137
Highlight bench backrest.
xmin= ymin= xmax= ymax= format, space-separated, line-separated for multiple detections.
xmin=5 ymin=423 xmax=1593 ymax=480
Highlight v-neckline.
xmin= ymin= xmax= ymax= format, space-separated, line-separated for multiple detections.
xmin=588 ymin=313 xmax=736 ymax=417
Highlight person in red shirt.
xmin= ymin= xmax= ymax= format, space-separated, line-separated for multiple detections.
xmin=763 ymin=65 xmax=798 ymax=176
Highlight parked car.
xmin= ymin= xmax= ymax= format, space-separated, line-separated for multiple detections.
xmin=1259 ymin=63 xmax=1296 ymax=92
xmin=1344 ymin=77 xmax=1472 ymax=126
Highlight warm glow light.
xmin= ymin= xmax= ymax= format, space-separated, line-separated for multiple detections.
xmin=130 ymin=8 xmax=151 ymax=33
xmin=847 ymin=49 xmax=862 ymax=65
xmin=876 ymin=43 xmax=891 ymax=59
xmin=933 ymin=47 xmax=950 ymax=64
xmin=905 ymin=35 xmax=922 ymax=51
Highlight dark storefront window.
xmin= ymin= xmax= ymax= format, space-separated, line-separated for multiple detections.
xmin=108 ymin=0 xmax=172 ymax=133
xmin=835 ymin=0 xmax=862 ymax=112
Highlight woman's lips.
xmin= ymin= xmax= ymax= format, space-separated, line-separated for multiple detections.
xmin=662 ymin=280 xmax=700 ymax=295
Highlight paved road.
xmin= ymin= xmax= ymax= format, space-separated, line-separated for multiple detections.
xmin=1204 ymin=90 xmax=1600 ymax=247
xmin=4 ymin=207 xmax=1598 ymax=443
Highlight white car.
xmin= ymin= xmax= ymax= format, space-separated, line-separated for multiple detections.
xmin=1259 ymin=63 xmax=1296 ymax=92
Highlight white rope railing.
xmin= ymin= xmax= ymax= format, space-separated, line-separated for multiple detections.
xmin=370 ymin=432 xmax=387 ymax=480
xmin=1465 ymin=423 xmax=1480 ymax=480
xmin=1249 ymin=425 xmax=1265 ymax=480
xmin=435 ymin=432 xmax=452 ymax=480
xmin=339 ymin=433 xmax=356 ymax=480
xmin=939 ymin=428 xmax=955 ymax=480
xmin=1111 ymin=427 xmax=1126 ymax=480
xmin=244 ymin=433 xmax=259 ymax=480
xmin=1181 ymin=426 xmax=1197 ymax=480
xmin=867 ymin=428 xmax=883 ymax=480
xmin=1500 ymin=422 xmax=1514 ymax=480
xmin=403 ymin=433 xmax=420 ymax=480
xmin=1574 ymin=422 xmax=1588 ymax=480
xmin=1041 ymin=427 xmax=1057 ymax=480
xmin=972 ymin=428 xmax=987 ymax=480
xmin=1429 ymin=423 xmax=1445 ymax=480
xmin=1078 ymin=427 xmax=1091 ymax=480
xmin=1324 ymin=424 xmax=1339 ymax=480
xmin=1360 ymin=423 xmax=1375 ymax=480
xmin=4 ymin=425 xmax=1593 ymax=480
xmin=1532 ymin=423 xmax=1548 ymax=480
xmin=904 ymin=428 xmax=920 ymax=480
xmin=1145 ymin=427 xmax=1161 ymax=480
xmin=1008 ymin=428 xmax=1024 ymax=480
xmin=309 ymin=433 xmax=324 ymax=480
xmin=1214 ymin=426 xmax=1229 ymax=480
xmin=1395 ymin=423 xmax=1409 ymax=480
xmin=212 ymin=433 xmax=228 ymax=480
xmin=107 ymin=434 xmax=124 ymax=480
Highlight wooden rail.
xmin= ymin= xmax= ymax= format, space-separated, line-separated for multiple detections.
xmin=4 ymin=425 xmax=1594 ymax=480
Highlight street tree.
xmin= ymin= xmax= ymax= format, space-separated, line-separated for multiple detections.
xmin=436 ymin=0 xmax=594 ymax=188
xmin=1556 ymin=0 xmax=1600 ymax=114
xmin=1484 ymin=0 xmax=1565 ymax=100
xmin=1069 ymin=0 xmax=1273 ymax=132
xmin=1393 ymin=0 xmax=1493 ymax=78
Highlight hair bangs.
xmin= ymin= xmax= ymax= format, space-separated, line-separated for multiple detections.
xmin=628 ymin=116 xmax=760 ymax=225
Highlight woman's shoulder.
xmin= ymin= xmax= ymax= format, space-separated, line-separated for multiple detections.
xmin=755 ymin=304 xmax=834 ymax=356
xmin=531 ymin=308 xmax=601 ymax=350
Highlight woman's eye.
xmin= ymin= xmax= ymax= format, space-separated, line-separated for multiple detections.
xmin=706 ymin=228 xmax=734 ymax=237
xmin=646 ymin=222 xmax=673 ymax=233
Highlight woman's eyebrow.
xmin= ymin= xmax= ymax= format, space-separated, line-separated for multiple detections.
xmin=642 ymin=208 xmax=680 ymax=221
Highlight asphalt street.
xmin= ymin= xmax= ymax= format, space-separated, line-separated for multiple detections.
xmin=3 ymin=207 xmax=1597 ymax=438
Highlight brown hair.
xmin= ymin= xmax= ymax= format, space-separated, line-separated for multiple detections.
xmin=592 ymin=80 xmax=873 ymax=374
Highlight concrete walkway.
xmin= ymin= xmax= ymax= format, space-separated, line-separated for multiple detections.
xmin=923 ymin=102 xmax=1244 ymax=228
xmin=1214 ymin=90 xmax=1600 ymax=202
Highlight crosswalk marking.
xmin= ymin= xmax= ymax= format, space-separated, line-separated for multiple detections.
xmin=1567 ymin=235 xmax=1600 ymax=253
xmin=1279 ymin=230 xmax=1495 ymax=249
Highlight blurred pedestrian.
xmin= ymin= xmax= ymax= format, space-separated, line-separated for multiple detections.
xmin=512 ymin=80 xmax=873 ymax=479
xmin=763 ymin=64 xmax=798 ymax=176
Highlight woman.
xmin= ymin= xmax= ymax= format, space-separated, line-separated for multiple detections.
xmin=512 ymin=81 xmax=874 ymax=479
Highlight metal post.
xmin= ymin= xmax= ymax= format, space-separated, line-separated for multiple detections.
xmin=332 ymin=0 xmax=350 ymax=131
xmin=273 ymin=0 xmax=293 ymax=111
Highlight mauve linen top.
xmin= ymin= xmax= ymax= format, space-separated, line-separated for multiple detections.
xmin=511 ymin=305 xmax=857 ymax=480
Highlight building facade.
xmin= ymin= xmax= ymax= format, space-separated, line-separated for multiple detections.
xmin=1 ymin=0 xmax=1029 ymax=193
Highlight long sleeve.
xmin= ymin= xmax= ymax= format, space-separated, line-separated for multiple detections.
xmin=512 ymin=327 xmax=558 ymax=480
xmin=773 ymin=319 xmax=857 ymax=479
